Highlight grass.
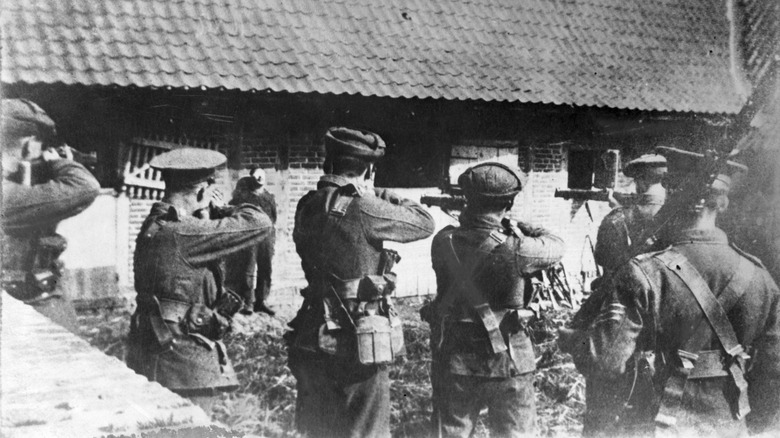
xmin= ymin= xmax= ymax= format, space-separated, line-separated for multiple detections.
xmin=77 ymin=297 xmax=585 ymax=437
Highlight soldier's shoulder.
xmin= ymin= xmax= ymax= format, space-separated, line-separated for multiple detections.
xmin=625 ymin=247 xmax=672 ymax=273
xmin=600 ymin=207 xmax=627 ymax=225
xmin=729 ymin=242 xmax=767 ymax=269
xmin=433 ymin=225 xmax=456 ymax=238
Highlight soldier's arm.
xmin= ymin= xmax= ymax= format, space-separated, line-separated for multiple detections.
xmin=267 ymin=193 xmax=278 ymax=224
xmin=509 ymin=226 xmax=565 ymax=274
xmin=176 ymin=204 xmax=274 ymax=266
xmin=430 ymin=229 xmax=453 ymax=296
xmin=747 ymin=275 xmax=780 ymax=433
xmin=594 ymin=210 xmax=629 ymax=271
xmin=362 ymin=188 xmax=436 ymax=243
xmin=586 ymin=260 xmax=651 ymax=378
xmin=2 ymin=160 xmax=100 ymax=231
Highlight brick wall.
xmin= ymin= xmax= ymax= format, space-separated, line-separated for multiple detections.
xmin=126 ymin=138 xmax=619 ymax=299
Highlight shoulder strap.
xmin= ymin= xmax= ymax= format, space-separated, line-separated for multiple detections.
xmin=656 ymin=250 xmax=750 ymax=356
xmin=655 ymin=249 xmax=754 ymax=419
xmin=439 ymin=230 xmax=508 ymax=354
xmin=328 ymin=194 xmax=355 ymax=217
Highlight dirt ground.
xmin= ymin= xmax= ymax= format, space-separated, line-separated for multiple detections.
xmin=76 ymin=298 xmax=584 ymax=437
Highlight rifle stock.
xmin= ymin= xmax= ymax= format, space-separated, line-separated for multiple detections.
xmin=554 ymin=189 xmax=636 ymax=205
xmin=420 ymin=194 xmax=467 ymax=211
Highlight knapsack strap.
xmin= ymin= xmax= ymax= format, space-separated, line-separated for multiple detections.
xmin=654 ymin=250 xmax=753 ymax=424
xmin=438 ymin=230 xmax=508 ymax=354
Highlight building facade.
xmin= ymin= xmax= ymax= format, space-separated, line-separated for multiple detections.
xmin=2 ymin=0 xmax=775 ymax=303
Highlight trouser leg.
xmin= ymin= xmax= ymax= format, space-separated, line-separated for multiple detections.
xmin=485 ymin=372 xmax=537 ymax=438
xmin=437 ymin=373 xmax=483 ymax=438
xmin=254 ymin=231 xmax=275 ymax=309
xmin=225 ymin=246 xmax=257 ymax=309
xmin=290 ymin=352 xmax=390 ymax=438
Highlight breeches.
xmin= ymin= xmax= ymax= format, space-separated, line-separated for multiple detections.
xmin=289 ymin=351 xmax=390 ymax=438
xmin=432 ymin=369 xmax=536 ymax=438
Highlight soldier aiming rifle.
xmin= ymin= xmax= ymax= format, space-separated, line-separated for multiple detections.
xmin=560 ymin=145 xmax=780 ymax=437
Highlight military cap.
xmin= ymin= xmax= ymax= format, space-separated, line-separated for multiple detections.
xmin=1 ymin=98 xmax=57 ymax=142
xmin=623 ymin=153 xmax=667 ymax=179
xmin=656 ymin=146 xmax=747 ymax=190
xmin=249 ymin=167 xmax=266 ymax=186
xmin=235 ymin=175 xmax=262 ymax=192
xmin=458 ymin=162 xmax=523 ymax=201
xmin=150 ymin=148 xmax=226 ymax=188
xmin=324 ymin=127 xmax=385 ymax=162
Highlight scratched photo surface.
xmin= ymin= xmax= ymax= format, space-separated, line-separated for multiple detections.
xmin=1 ymin=1 xmax=778 ymax=437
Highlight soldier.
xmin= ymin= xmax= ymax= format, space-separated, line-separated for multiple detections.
xmin=225 ymin=168 xmax=278 ymax=315
xmin=425 ymin=162 xmax=565 ymax=437
xmin=287 ymin=127 xmax=435 ymax=438
xmin=578 ymin=147 xmax=780 ymax=437
xmin=126 ymin=148 xmax=273 ymax=411
xmin=1 ymin=98 xmax=100 ymax=332
xmin=594 ymin=153 xmax=667 ymax=273
xmin=563 ymin=153 xmax=668 ymax=436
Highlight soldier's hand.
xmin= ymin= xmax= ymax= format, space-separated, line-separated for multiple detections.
xmin=209 ymin=187 xmax=225 ymax=208
xmin=16 ymin=161 xmax=32 ymax=186
xmin=607 ymin=189 xmax=622 ymax=209
xmin=374 ymin=188 xmax=404 ymax=205
xmin=58 ymin=145 xmax=74 ymax=161
xmin=41 ymin=147 xmax=63 ymax=162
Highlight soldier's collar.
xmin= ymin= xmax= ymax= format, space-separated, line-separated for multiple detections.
xmin=668 ymin=227 xmax=728 ymax=245
xmin=318 ymin=174 xmax=366 ymax=196
xmin=150 ymin=201 xmax=181 ymax=221
xmin=458 ymin=210 xmax=501 ymax=230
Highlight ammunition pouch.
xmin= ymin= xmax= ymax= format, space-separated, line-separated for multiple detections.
xmin=656 ymin=348 xmax=751 ymax=429
xmin=355 ymin=313 xmax=405 ymax=365
xmin=135 ymin=294 xmax=176 ymax=353
xmin=135 ymin=294 xmax=232 ymax=354
xmin=214 ymin=288 xmax=244 ymax=319
xmin=3 ymin=234 xmax=68 ymax=302
xmin=312 ymin=272 xmax=404 ymax=364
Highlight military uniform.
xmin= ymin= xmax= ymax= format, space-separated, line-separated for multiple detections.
xmin=570 ymin=154 xmax=667 ymax=436
xmin=594 ymin=154 xmax=667 ymax=272
xmin=427 ymin=163 xmax=565 ymax=438
xmin=582 ymin=147 xmax=780 ymax=437
xmin=225 ymin=173 xmax=278 ymax=314
xmin=126 ymin=149 xmax=273 ymax=404
xmin=1 ymin=99 xmax=100 ymax=332
xmin=287 ymin=127 xmax=435 ymax=438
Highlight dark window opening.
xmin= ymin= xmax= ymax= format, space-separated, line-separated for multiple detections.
xmin=374 ymin=135 xmax=444 ymax=188
xmin=568 ymin=149 xmax=618 ymax=189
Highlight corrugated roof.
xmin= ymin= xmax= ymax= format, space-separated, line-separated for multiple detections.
xmin=1 ymin=0 xmax=746 ymax=113
xmin=0 ymin=293 xmax=214 ymax=437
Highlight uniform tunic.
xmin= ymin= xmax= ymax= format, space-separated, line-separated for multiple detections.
xmin=126 ymin=201 xmax=272 ymax=392
xmin=594 ymin=195 xmax=663 ymax=273
xmin=289 ymin=174 xmax=435 ymax=438
xmin=587 ymin=228 xmax=780 ymax=436
xmin=579 ymin=196 xmax=663 ymax=436
xmin=2 ymin=159 xmax=100 ymax=331
xmin=429 ymin=211 xmax=564 ymax=438
xmin=225 ymin=189 xmax=277 ymax=307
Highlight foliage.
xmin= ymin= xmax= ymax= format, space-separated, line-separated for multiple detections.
xmin=76 ymin=299 xmax=585 ymax=437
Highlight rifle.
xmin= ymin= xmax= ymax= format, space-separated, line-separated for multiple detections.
xmin=420 ymin=194 xmax=467 ymax=212
xmin=554 ymin=188 xmax=637 ymax=206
